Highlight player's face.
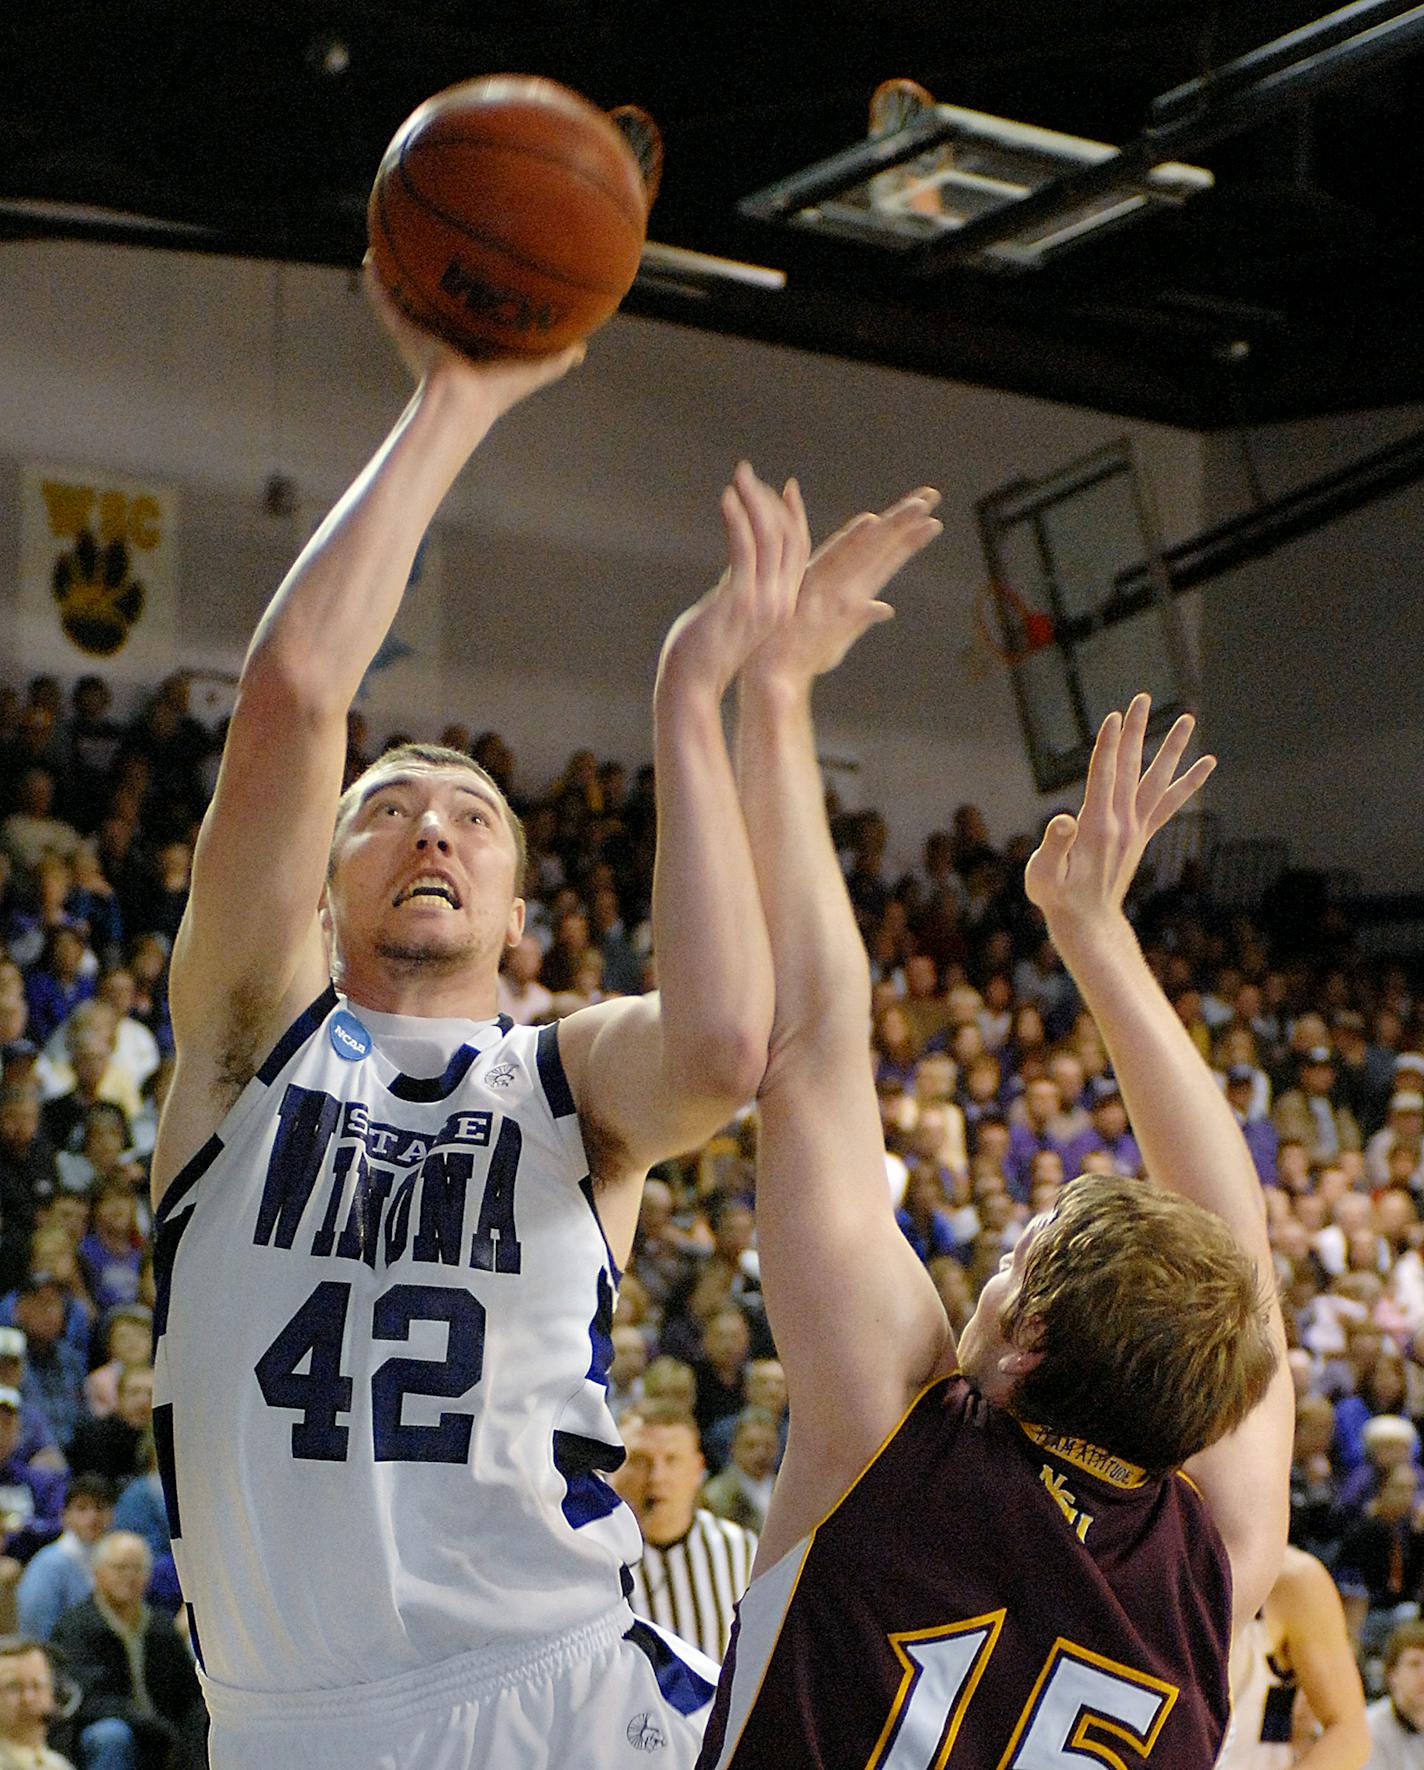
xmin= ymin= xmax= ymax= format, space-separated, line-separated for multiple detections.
xmin=327 ymin=765 xmax=524 ymax=977
xmin=956 ymin=1212 xmax=1049 ymax=1403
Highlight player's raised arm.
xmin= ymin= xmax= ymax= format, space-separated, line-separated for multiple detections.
xmin=1022 ymin=694 xmax=1292 ymax=1626
xmin=555 ymin=465 xmax=804 ymax=1260
xmin=1274 ymin=1547 xmax=1369 ymax=1770
xmin=155 ymin=276 xmax=582 ymax=1203
xmin=732 ymin=489 xmax=947 ymax=1557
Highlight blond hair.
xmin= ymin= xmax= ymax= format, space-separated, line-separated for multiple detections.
xmin=1001 ymin=1174 xmax=1277 ymax=1475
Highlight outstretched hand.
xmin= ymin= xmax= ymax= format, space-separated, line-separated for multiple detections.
xmin=744 ymin=486 xmax=943 ymax=688
xmin=658 ymin=463 xmax=812 ymax=698
xmin=1024 ymin=693 xmax=1215 ymax=927
xmin=363 ymin=257 xmax=585 ymax=421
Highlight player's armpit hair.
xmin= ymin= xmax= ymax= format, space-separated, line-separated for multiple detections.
xmin=212 ymin=974 xmax=277 ymax=1103
xmin=1001 ymin=1173 xmax=1278 ymax=1477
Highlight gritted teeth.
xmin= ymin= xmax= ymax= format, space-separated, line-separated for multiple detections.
xmin=394 ymin=874 xmax=461 ymax=908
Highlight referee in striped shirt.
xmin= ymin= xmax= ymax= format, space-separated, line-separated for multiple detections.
xmin=616 ymin=1398 xmax=758 ymax=1661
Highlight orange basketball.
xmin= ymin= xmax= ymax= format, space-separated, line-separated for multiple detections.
xmin=368 ymin=75 xmax=651 ymax=358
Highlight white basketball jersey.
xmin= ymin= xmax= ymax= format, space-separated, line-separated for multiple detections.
xmin=151 ymin=986 xmax=643 ymax=1696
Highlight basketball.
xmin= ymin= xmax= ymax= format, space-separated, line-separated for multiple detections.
xmin=367 ymin=75 xmax=651 ymax=359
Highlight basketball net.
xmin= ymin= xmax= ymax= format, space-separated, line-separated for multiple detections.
xmin=961 ymin=579 xmax=1057 ymax=681
xmin=867 ymin=77 xmax=948 ymax=218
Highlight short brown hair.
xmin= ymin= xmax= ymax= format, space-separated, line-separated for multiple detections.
xmin=629 ymin=1398 xmax=700 ymax=1441
xmin=1000 ymin=1174 xmax=1278 ymax=1476
xmin=1386 ymin=1619 xmax=1424 ymax=1672
xmin=332 ymin=743 xmax=526 ymax=884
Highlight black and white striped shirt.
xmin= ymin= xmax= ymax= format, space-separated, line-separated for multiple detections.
xmin=629 ymin=1508 xmax=758 ymax=1661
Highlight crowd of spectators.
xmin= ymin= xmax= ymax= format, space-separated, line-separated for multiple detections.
xmin=5 ymin=663 xmax=1424 ymax=1728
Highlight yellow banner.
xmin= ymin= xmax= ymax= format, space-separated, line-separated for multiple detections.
xmin=17 ymin=462 xmax=177 ymax=675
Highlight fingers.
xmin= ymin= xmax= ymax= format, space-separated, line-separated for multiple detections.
xmin=1136 ymin=710 xmax=1197 ymax=818
xmin=1113 ymin=694 xmax=1150 ymax=831
xmin=782 ymin=476 xmax=810 ymax=550
xmin=805 ymin=495 xmax=942 ymax=601
xmin=1024 ymin=813 xmax=1077 ymax=900
xmin=1080 ymin=710 xmax=1122 ymax=830
xmin=733 ymin=461 xmax=789 ymax=588
xmin=1039 ymin=813 xmax=1077 ymax=875
xmin=720 ymin=481 xmax=756 ymax=579
xmin=1144 ymin=753 xmax=1216 ymax=838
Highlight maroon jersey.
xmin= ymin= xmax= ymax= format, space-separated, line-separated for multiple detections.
xmin=697 ymin=1376 xmax=1232 ymax=1770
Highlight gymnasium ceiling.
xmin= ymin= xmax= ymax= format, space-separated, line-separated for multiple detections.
xmin=3 ymin=0 xmax=1423 ymax=430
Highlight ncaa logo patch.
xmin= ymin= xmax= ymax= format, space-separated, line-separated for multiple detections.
xmin=329 ymin=1010 xmax=372 ymax=1063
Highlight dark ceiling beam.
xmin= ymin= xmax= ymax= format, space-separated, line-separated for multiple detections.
xmin=905 ymin=0 xmax=1424 ymax=273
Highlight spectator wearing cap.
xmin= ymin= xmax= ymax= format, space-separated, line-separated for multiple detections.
xmin=15 ymin=1477 xmax=113 ymax=1641
xmin=3 ymin=1230 xmax=91 ymax=1373
xmin=1224 ymin=1062 xmax=1280 ymax=1185
xmin=1367 ymin=1092 xmax=1424 ymax=1192
xmin=0 ymin=1333 xmax=60 ymax=1477
xmin=10 ymin=1281 xmax=84 ymax=1457
xmin=0 ymin=1388 xmax=65 ymax=1577
xmin=1276 ymin=1045 xmax=1364 ymax=1165
xmin=1059 ymin=1076 xmax=1141 ymax=1178
xmin=1212 ymin=1024 xmax=1272 ymax=1120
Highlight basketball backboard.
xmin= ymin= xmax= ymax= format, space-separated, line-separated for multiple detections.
xmin=739 ymin=81 xmax=1212 ymax=271
xmin=975 ymin=441 xmax=1197 ymax=792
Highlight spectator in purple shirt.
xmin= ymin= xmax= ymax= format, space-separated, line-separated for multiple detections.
xmin=1005 ymin=1076 xmax=1068 ymax=1202
xmin=0 ymin=1385 xmax=66 ymax=1574
xmin=1060 ymin=1076 xmax=1143 ymax=1178
xmin=895 ymin=1166 xmax=969 ymax=1265
xmin=1226 ymin=1062 xmax=1279 ymax=1185
xmin=22 ymin=929 xmax=93 ymax=1049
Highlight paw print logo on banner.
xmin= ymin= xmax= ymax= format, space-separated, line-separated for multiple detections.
xmin=52 ymin=528 xmax=146 ymax=656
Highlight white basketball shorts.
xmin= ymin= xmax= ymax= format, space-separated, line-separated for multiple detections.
xmin=200 ymin=1603 xmax=719 ymax=1770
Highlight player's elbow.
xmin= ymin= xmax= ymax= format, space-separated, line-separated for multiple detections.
xmin=242 ymin=630 xmax=349 ymax=722
xmin=670 ymin=1024 xmax=768 ymax=1111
